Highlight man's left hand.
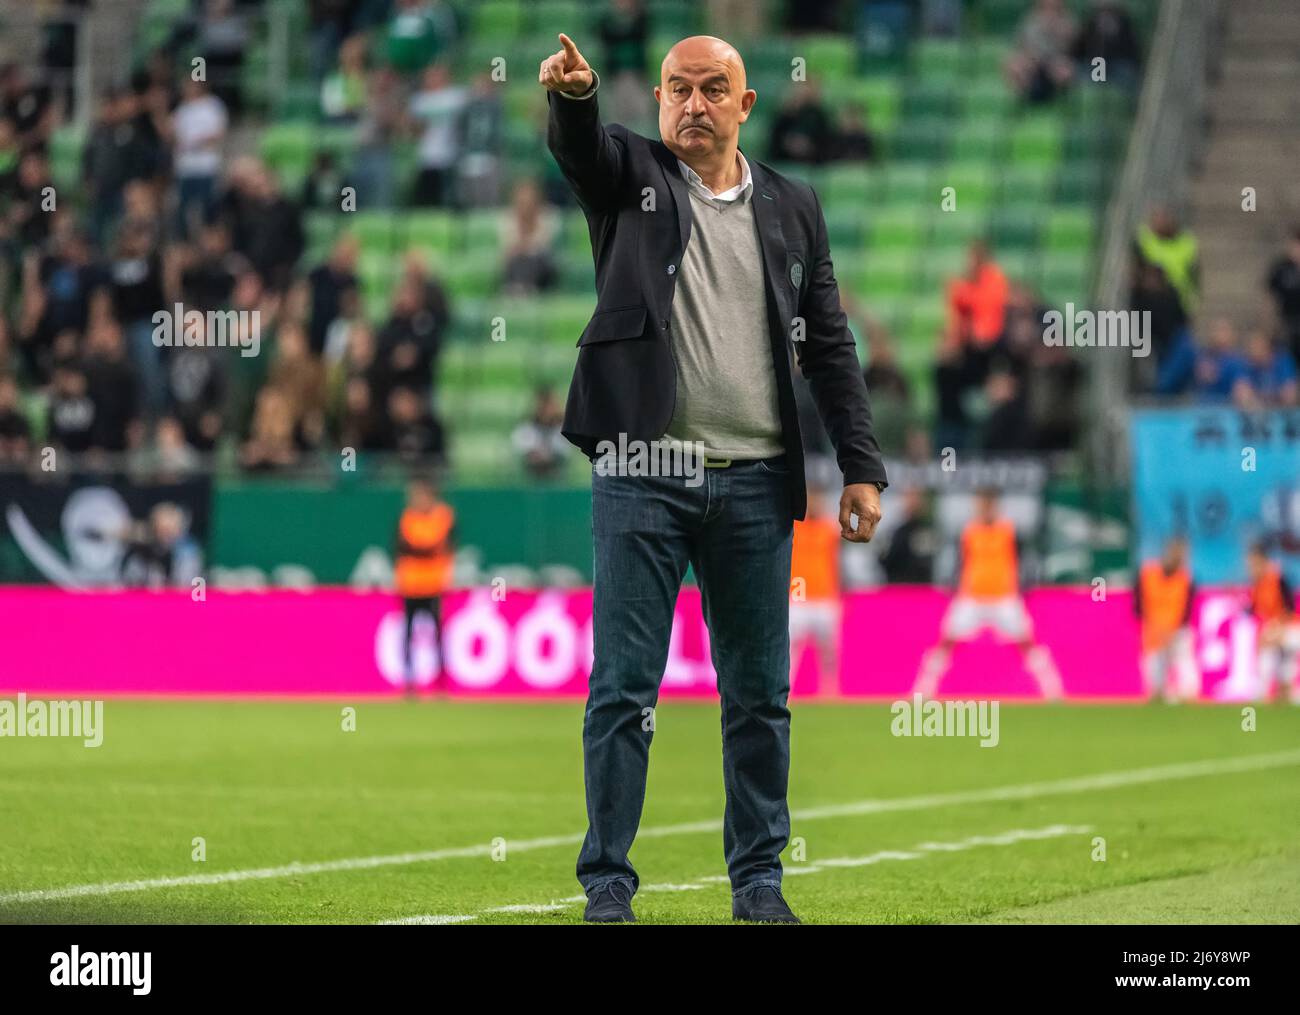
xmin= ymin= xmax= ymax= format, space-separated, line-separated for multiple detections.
xmin=839 ymin=483 xmax=883 ymax=543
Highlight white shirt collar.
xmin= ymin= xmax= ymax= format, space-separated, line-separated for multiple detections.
xmin=676 ymin=151 xmax=753 ymax=206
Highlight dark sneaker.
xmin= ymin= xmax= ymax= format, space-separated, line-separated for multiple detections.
xmin=732 ymin=885 xmax=800 ymax=924
xmin=583 ymin=881 xmax=635 ymax=923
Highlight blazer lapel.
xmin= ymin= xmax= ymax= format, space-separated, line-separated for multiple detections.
xmin=652 ymin=142 xmax=693 ymax=257
xmin=747 ymin=157 xmax=794 ymax=328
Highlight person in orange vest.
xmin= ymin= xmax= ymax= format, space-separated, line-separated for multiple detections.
xmin=1134 ymin=536 xmax=1197 ymax=702
xmin=915 ymin=487 xmax=1062 ymax=699
xmin=394 ymin=476 xmax=455 ymax=693
xmin=789 ymin=486 xmax=844 ymax=696
xmin=1244 ymin=542 xmax=1299 ymax=702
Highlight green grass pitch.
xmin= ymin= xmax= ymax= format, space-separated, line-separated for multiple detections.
xmin=1 ymin=700 xmax=1297 ymax=924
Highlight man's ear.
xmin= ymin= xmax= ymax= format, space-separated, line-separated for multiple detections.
xmin=738 ymin=88 xmax=757 ymax=122
xmin=653 ymin=85 xmax=662 ymax=104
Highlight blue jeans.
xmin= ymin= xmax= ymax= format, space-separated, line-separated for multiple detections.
xmin=577 ymin=455 xmax=795 ymax=897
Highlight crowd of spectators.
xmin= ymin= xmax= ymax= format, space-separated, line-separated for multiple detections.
xmin=1005 ymin=0 xmax=1142 ymax=104
xmin=1133 ymin=208 xmax=1300 ymax=409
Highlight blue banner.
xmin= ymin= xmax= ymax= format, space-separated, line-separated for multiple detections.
xmin=1130 ymin=408 xmax=1300 ymax=584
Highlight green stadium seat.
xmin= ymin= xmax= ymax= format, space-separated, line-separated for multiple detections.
xmin=936 ymin=164 xmax=996 ymax=213
xmin=472 ymin=0 xmax=524 ymax=38
xmin=401 ymin=211 xmax=457 ymax=253
xmin=884 ymin=163 xmax=936 ymax=205
xmin=889 ymin=118 xmax=951 ymax=162
xmin=1045 ymin=209 xmax=1098 ymax=254
xmin=1008 ymin=114 xmax=1064 ymax=167
xmin=1055 ymin=161 xmax=1109 ymax=207
xmin=950 ymin=121 xmax=1005 ymax=162
xmin=868 ymin=208 xmax=926 ymax=252
xmin=927 ymin=210 xmax=988 ymax=251
xmin=990 ymin=207 xmax=1041 ymax=251
xmin=996 ymin=165 xmax=1056 ymax=209
xmin=912 ymin=39 xmax=966 ymax=82
xmin=801 ymin=35 xmax=858 ymax=83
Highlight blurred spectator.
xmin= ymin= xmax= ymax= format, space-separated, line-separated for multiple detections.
xmin=144 ymin=416 xmax=202 ymax=481
xmin=375 ymin=272 xmax=445 ymax=401
xmin=385 ymin=0 xmax=460 ymax=74
xmin=121 ymin=502 xmax=202 ymax=588
xmin=857 ymin=314 xmax=912 ymax=456
xmin=598 ymin=0 xmax=652 ymax=129
xmin=0 ymin=63 xmax=54 ymax=147
xmin=301 ymin=151 xmax=346 ymax=210
xmin=83 ymin=319 xmax=142 ymax=452
xmin=170 ymin=76 xmax=228 ymax=239
xmin=946 ymin=241 xmax=1009 ymax=368
xmin=308 ymin=0 xmax=361 ymax=84
xmin=322 ymin=287 xmax=365 ymax=367
xmin=335 ymin=324 xmax=385 ymax=451
xmin=831 ymin=102 xmax=876 ymax=163
xmin=1005 ymin=0 xmax=1077 ymax=104
xmin=266 ymin=322 xmax=328 ymax=448
xmin=178 ymin=219 xmax=248 ymax=312
xmin=880 ymin=488 xmax=936 ymax=584
xmin=1183 ymin=318 xmax=1248 ymax=402
xmin=500 ymin=179 xmax=559 ymax=295
xmin=240 ymin=386 xmax=300 ymax=470
xmin=197 ymin=0 xmax=250 ymax=116
xmin=981 ymin=369 xmax=1031 ymax=452
xmin=1071 ymin=0 xmax=1142 ymax=89
xmin=20 ymin=223 xmax=105 ymax=383
xmin=307 ymin=234 xmax=361 ymax=355
xmin=410 ymin=63 xmax=468 ymax=207
xmin=1135 ymin=204 xmax=1199 ymax=316
xmin=1236 ymin=329 xmax=1299 ymax=409
xmin=1130 ymin=261 xmax=1187 ymax=370
xmin=218 ymin=161 xmax=304 ymax=292
xmin=108 ymin=220 xmax=167 ymax=415
xmin=457 ymin=73 xmax=505 ymax=208
xmin=46 ymin=361 xmax=94 ymax=452
xmin=10 ymin=150 xmax=57 ymax=249
xmin=351 ymin=67 xmax=406 ymax=208
xmin=768 ymin=83 xmax=836 ymax=165
xmin=165 ymin=344 xmax=226 ymax=452
xmin=41 ymin=2 xmax=88 ymax=117
xmin=0 ymin=373 xmax=32 ymax=465
xmin=785 ymin=0 xmax=844 ymax=32
xmin=1265 ymin=226 xmax=1300 ymax=364
xmin=321 ymin=33 xmax=369 ymax=123
xmin=511 ymin=386 xmax=569 ymax=479
xmin=382 ymin=384 xmax=445 ymax=465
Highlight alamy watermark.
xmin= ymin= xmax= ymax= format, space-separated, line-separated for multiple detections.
xmin=594 ymin=435 xmax=708 ymax=487
xmin=1043 ymin=304 xmax=1151 ymax=358
xmin=0 ymin=694 xmax=103 ymax=747
xmin=152 ymin=304 xmax=261 ymax=357
xmin=890 ymin=693 xmax=1000 ymax=747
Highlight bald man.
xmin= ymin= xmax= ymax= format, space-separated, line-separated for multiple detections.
xmin=541 ymin=33 xmax=888 ymax=923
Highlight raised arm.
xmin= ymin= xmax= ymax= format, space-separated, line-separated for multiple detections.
xmin=541 ymin=33 xmax=627 ymax=212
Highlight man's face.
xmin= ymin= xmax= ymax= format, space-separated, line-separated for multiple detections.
xmin=655 ymin=38 xmax=755 ymax=162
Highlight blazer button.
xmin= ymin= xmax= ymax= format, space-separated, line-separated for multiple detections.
xmin=666 ymin=264 xmax=676 ymax=275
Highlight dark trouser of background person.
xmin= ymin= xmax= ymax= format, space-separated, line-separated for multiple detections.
xmin=402 ymin=595 xmax=443 ymax=694
xmin=577 ymin=456 xmax=794 ymax=898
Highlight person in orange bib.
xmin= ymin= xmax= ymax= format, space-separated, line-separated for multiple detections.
xmin=1134 ymin=536 xmax=1197 ymax=702
xmin=789 ymin=486 xmax=844 ymax=696
xmin=1244 ymin=542 xmax=1300 ymax=703
xmin=394 ymin=476 xmax=455 ymax=694
xmin=914 ymin=487 xmax=1062 ymax=699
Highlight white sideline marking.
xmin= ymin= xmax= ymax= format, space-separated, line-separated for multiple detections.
xmin=380 ymin=824 xmax=1093 ymax=925
xmin=3 ymin=748 xmax=1298 ymax=907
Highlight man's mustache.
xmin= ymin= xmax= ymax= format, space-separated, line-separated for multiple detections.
xmin=679 ymin=120 xmax=713 ymax=133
